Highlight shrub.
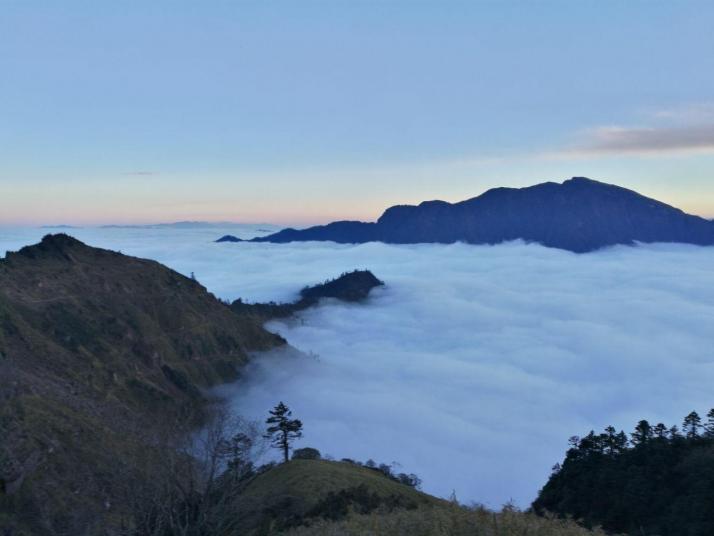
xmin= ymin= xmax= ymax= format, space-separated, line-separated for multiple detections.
xmin=292 ymin=447 xmax=322 ymax=460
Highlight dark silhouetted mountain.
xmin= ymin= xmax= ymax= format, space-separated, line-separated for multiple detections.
xmin=217 ymin=234 xmax=242 ymax=242
xmin=230 ymin=270 xmax=384 ymax=320
xmin=299 ymin=270 xmax=383 ymax=303
xmin=218 ymin=178 xmax=714 ymax=253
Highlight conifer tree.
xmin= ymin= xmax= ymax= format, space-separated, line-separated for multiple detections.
xmin=534 ymin=409 xmax=714 ymax=535
xmin=631 ymin=420 xmax=652 ymax=446
xmin=653 ymin=422 xmax=668 ymax=439
xmin=264 ymin=402 xmax=303 ymax=463
xmin=705 ymin=409 xmax=714 ymax=438
xmin=602 ymin=426 xmax=628 ymax=455
xmin=683 ymin=411 xmax=702 ymax=439
xmin=603 ymin=426 xmax=619 ymax=455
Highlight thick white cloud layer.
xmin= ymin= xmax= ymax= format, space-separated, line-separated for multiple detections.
xmin=3 ymin=227 xmax=714 ymax=507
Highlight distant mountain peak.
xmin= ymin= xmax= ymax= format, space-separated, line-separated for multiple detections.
xmin=561 ymin=176 xmax=626 ymax=191
xmin=566 ymin=176 xmax=600 ymax=183
xmin=40 ymin=232 xmax=82 ymax=247
xmin=220 ymin=178 xmax=714 ymax=253
xmin=216 ymin=234 xmax=243 ymax=242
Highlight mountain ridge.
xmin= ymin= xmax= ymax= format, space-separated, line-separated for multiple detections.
xmin=0 ymin=234 xmax=390 ymax=535
xmin=217 ymin=177 xmax=714 ymax=252
xmin=0 ymin=234 xmax=284 ymax=534
xmin=230 ymin=270 xmax=384 ymax=321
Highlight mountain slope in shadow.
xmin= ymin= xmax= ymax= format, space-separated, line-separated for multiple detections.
xmin=0 ymin=234 xmax=386 ymax=535
xmin=0 ymin=234 xmax=283 ymax=534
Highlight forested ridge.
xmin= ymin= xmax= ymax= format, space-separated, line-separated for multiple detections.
xmin=533 ymin=409 xmax=714 ymax=535
xmin=230 ymin=270 xmax=383 ymax=321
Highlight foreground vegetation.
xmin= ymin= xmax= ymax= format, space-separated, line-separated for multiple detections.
xmin=534 ymin=409 xmax=714 ymax=536
xmin=45 ymin=400 xmax=605 ymax=536
xmin=285 ymin=504 xmax=609 ymax=536
xmin=174 ymin=452 xmax=607 ymax=536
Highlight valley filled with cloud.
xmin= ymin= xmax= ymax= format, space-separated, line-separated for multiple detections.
xmin=3 ymin=227 xmax=713 ymax=507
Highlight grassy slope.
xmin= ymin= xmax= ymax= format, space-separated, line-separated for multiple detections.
xmin=241 ymin=459 xmax=439 ymax=508
xmin=234 ymin=459 xmax=445 ymax=534
xmin=285 ymin=506 xmax=611 ymax=536
xmin=0 ymin=234 xmax=284 ymax=535
xmin=234 ymin=460 xmax=607 ymax=536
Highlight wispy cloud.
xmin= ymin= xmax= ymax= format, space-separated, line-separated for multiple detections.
xmin=559 ymin=124 xmax=714 ymax=158
xmin=544 ymin=103 xmax=714 ymax=159
xmin=648 ymin=102 xmax=714 ymax=123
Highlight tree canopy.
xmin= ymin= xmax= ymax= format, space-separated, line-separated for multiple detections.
xmin=533 ymin=408 xmax=714 ymax=536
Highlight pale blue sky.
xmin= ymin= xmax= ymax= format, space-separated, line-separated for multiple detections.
xmin=1 ymin=1 xmax=714 ymax=224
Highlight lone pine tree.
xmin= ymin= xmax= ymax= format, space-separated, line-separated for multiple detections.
xmin=264 ymin=402 xmax=303 ymax=463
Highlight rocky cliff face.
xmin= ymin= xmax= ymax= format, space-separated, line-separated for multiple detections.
xmin=232 ymin=178 xmax=714 ymax=252
xmin=0 ymin=234 xmax=283 ymax=535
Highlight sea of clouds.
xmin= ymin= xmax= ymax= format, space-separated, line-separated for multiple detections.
xmin=2 ymin=225 xmax=714 ymax=507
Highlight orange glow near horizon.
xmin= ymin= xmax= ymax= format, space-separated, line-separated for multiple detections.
xmin=0 ymin=200 xmax=388 ymax=228
xmin=1 ymin=198 xmax=712 ymax=228
xmin=2 ymin=174 xmax=713 ymax=227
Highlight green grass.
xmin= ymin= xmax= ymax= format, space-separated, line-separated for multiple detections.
xmin=242 ymin=460 xmax=437 ymax=506
xmin=0 ymin=235 xmax=283 ymax=534
xmin=233 ymin=459 xmax=442 ymax=534
xmin=284 ymin=505 xmax=611 ymax=536
xmin=232 ymin=460 xmax=607 ymax=536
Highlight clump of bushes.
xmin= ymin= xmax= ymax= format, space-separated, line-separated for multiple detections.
xmin=292 ymin=447 xmax=322 ymax=460
xmin=305 ymin=484 xmax=417 ymax=522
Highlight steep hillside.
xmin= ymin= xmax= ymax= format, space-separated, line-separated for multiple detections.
xmin=0 ymin=234 xmax=283 ymax=535
xmin=222 ymin=177 xmax=714 ymax=252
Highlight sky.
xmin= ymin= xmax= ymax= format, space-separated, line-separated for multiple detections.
xmin=1 ymin=1 xmax=714 ymax=225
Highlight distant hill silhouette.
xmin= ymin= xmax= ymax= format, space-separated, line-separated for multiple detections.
xmin=217 ymin=178 xmax=714 ymax=253
xmin=230 ymin=270 xmax=384 ymax=320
